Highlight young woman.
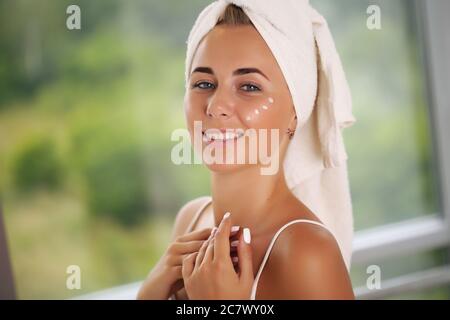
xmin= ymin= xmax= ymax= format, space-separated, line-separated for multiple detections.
xmin=138 ymin=1 xmax=355 ymax=300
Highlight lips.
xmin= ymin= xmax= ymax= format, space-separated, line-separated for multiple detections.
xmin=202 ymin=129 xmax=245 ymax=143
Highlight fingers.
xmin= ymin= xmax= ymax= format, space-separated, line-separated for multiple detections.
xmin=230 ymin=240 xmax=239 ymax=266
xmin=203 ymin=234 xmax=215 ymax=264
xmin=170 ymin=240 xmax=205 ymax=255
xmin=177 ymin=228 xmax=213 ymax=242
xmin=230 ymin=225 xmax=240 ymax=235
xmin=176 ymin=226 xmax=239 ymax=243
xmin=213 ymin=212 xmax=232 ymax=262
xmin=182 ymin=252 xmax=197 ymax=279
xmin=168 ymin=253 xmax=194 ymax=266
xmin=170 ymin=265 xmax=183 ymax=281
xmin=237 ymin=228 xmax=254 ymax=281
xmin=195 ymin=228 xmax=216 ymax=267
xmin=170 ymin=226 xmax=239 ymax=266
xmin=167 ymin=240 xmax=205 ymax=267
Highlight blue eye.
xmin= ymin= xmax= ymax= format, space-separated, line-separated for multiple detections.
xmin=192 ymin=81 xmax=215 ymax=90
xmin=241 ymin=83 xmax=261 ymax=92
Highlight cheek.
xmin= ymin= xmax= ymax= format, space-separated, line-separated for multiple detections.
xmin=240 ymin=96 xmax=279 ymax=128
xmin=184 ymin=105 xmax=200 ymax=143
xmin=184 ymin=95 xmax=204 ymax=125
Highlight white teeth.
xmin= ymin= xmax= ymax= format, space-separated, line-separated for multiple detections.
xmin=203 ymin=130 xmax=244 ymax=142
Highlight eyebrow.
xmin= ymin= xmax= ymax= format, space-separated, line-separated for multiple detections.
xmin=191 ymin=66 xmax=269 ymax=80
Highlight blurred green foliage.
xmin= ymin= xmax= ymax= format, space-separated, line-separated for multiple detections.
xmin=11 ymin=136 xmax=64 ymax=193
xmin=82 ymin=143 xmax=150 ymax=226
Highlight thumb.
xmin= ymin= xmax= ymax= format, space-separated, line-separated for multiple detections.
xmin=238 ymin=228 xmax=253 ymax=281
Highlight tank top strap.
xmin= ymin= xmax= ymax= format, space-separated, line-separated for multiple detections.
xmin=250 ymin=219 xmax=331 ymax=300
xmin=186 ymin=196 xmax=213 ymax=233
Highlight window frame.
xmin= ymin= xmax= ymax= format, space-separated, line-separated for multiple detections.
xmin=0 ymin=206 xmax=16 ymax=299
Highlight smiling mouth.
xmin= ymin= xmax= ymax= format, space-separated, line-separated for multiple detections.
xmin=202 ymin=130 xmax=245 ymax=144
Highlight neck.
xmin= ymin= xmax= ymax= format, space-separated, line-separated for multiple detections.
xmin=211 ymin=166 xmax=290 ymax=237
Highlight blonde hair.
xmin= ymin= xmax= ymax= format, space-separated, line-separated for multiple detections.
xmin=216 ymin=4 xmax=253 ymax=26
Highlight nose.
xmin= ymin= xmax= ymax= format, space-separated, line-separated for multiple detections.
xmin=205 ymin=89 xmax=234 ymax=120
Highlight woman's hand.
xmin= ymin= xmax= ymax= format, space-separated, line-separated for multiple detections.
xmin=182 ymin=212 xmax=254 ymax=300
xmin=137 ymin=227 xmax=213 ymax=300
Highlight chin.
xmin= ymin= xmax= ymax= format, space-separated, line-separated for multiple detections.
xmin=201 ymin=141 xmax=255 ymax=174
xmin=204 ymin=161 xmax=252 ymax=174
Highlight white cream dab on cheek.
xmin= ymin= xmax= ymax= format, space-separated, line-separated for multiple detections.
xmin=246 ymin=102 xmax=269 ymax=121
xmin=268 ymin=97 xmax=274 ymax=104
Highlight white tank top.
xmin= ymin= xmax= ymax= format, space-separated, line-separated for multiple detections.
xmin=169 ymin=197 xmax=332 ymax=300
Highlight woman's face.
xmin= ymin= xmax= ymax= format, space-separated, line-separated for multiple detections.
xmin=184 ymin=24 xmax=296 ymax=174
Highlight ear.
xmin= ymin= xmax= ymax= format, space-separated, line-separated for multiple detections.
xmin=309 ymin=8 xmax=356 ymax=168
xmin=289 ymin=110 xmax=298 ymax=131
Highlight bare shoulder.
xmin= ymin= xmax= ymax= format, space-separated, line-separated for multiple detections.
xmin=267 ymin=221 xmax=355 ymax=299
xmin=170 ymin=196 xmax=212 ymax=241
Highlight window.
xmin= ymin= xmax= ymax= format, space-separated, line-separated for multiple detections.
xmin=0 ymin=0 xmax=449 ymax=299
xmin=346 ymin=0 xmax=450 ymax=298
xmin=311 ymin=0 xmax=440 ymax=230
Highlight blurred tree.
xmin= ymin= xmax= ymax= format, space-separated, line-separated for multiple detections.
xmin=11 ymin=136 xmax=64 ymax=193
xmin=82 ymin=144 xmax=150 ymax=227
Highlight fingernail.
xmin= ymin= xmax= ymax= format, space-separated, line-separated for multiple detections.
xmin=230 ymin=240 xmax=239 ymax=247
xmin=223 ymin=212 xmax=231 ymax=220
xmin=231 ymin=226 xmax=240 ymax=233
xmin=243 ymin=228 xmax=251 ymax=244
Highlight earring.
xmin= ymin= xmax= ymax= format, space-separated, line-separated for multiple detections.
xmin=286 ymin=128 xmax=295 ymax=139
